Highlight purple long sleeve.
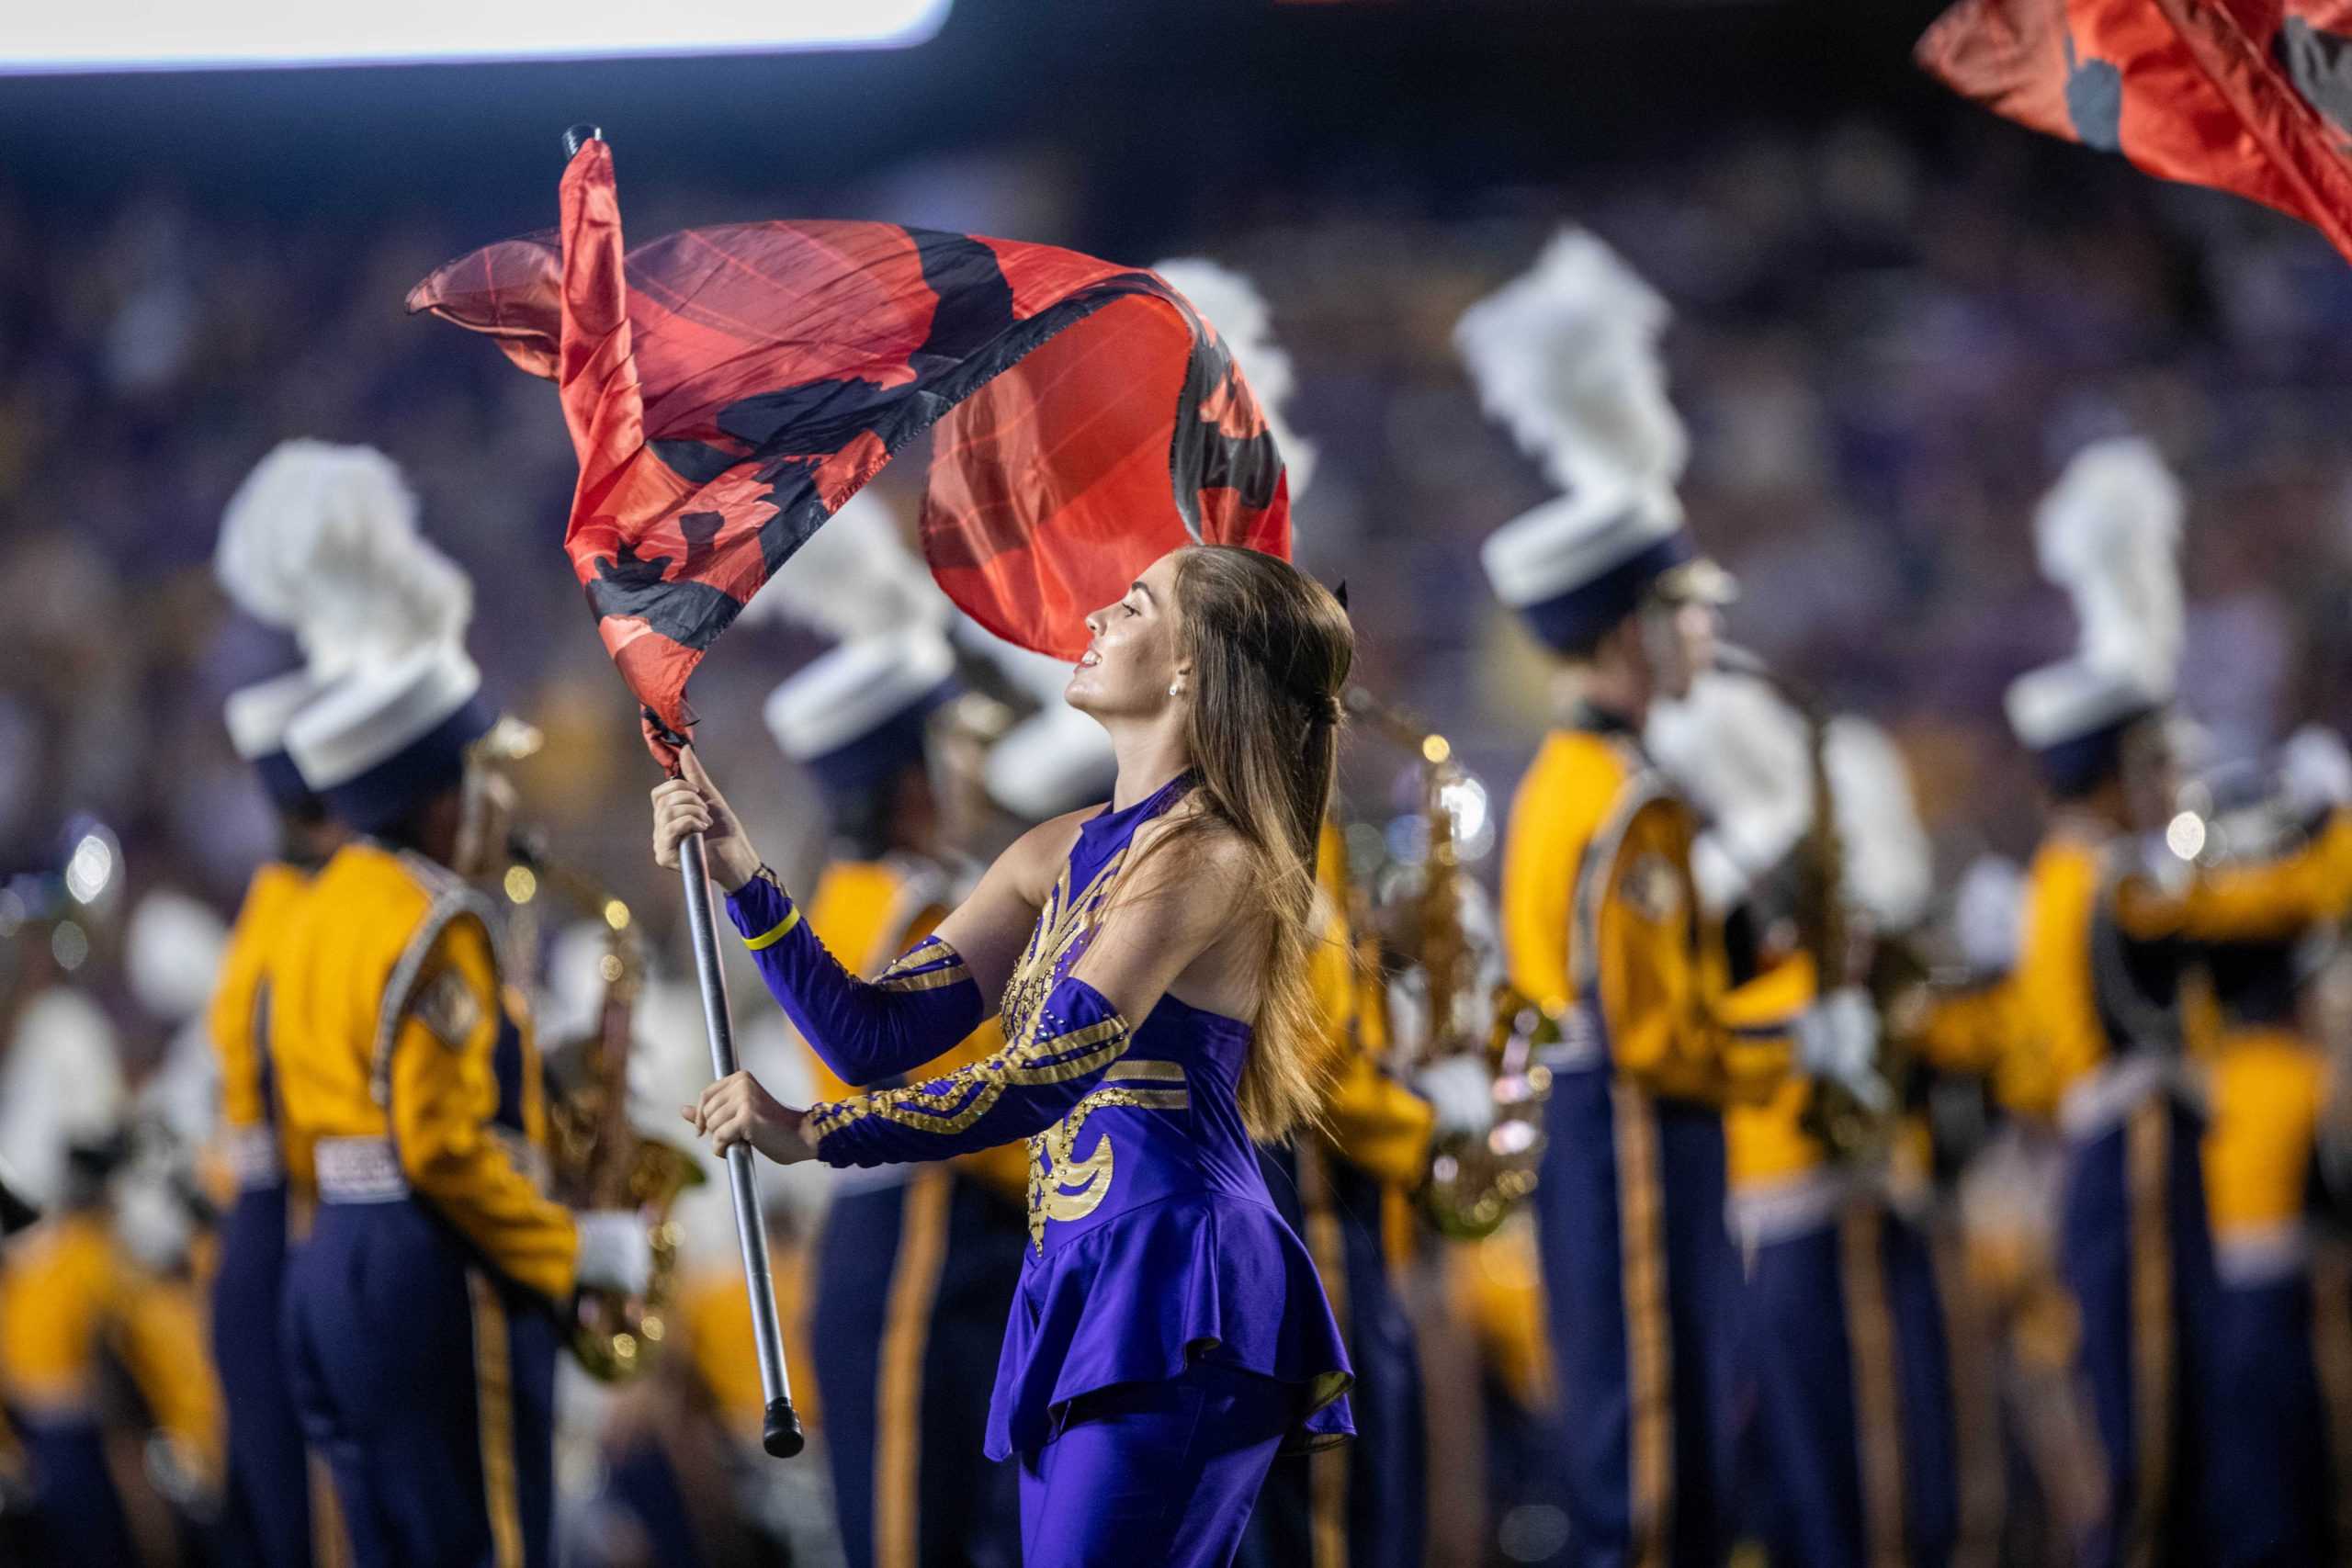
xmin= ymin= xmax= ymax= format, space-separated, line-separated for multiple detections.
xmin=806 ymin=974 xmax=1133 ymax=1167
xmin=724 ymin=873 xmax=987 ymax=1089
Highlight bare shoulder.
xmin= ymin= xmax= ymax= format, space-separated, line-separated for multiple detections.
xmin=992 ymin=807 xmax=1098 ymax=903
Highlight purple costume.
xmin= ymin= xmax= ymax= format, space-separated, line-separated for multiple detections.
xmin=727 ymin=775 xmax=1353 ymax=1566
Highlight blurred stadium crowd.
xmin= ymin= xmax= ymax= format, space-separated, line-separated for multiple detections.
xmin=13 ymin=112 xmax=2352 ymax=911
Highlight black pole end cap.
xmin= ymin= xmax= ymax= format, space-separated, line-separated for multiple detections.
xmin=561 ymin=123 xmax=604 ymax=158
xmin=763 ymin=1397 xmax=807 ymax=1459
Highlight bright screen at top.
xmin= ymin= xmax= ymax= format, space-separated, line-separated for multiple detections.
xmin=0 ymin=0 xmax=951 ymax=73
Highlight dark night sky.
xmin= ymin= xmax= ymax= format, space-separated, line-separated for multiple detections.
xmin=0 ymin=1 xmax=1961 ymax=249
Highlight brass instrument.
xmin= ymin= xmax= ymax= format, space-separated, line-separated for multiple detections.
xmin=1713 ymin=649 xmax=1902 ymax=1165
xmin=504 ymin=835 xmax=706 ymax=1381
xmin=1345 ymin=688 xmax=1551 ymax=1239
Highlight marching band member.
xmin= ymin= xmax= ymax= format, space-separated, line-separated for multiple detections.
xmin=258 ymin=452 xmax=651 ymax=1568
xmin=1904 ymin=855 xmax=2060 ymax=1568
xmin=2105 ymin=730 xmax=2352 ymax=1567
xmin=1999 ymin=437 xmax=2219 ymax=1568
xmin=1442 ymin=1212 xmax=1574 ymax=1565
xmin=197 ymin=672 xmax=343 ymax=1568
xmin=209 ymin=437 xmax=498 ymax=1568
xmin=0 ymin=1130 xmax=222 ymax=1568
xmin=660 ymin=544 xmax=1357 ymax=1568
xmin=0 ymin=889 xmax=164 ymax=1568
xmin=1908 ymin=853 xmax=2113 ymax=1566
xmin=1461 ymin=228 xmax=1871 ymax=1568
xmin=1654 ymin=677 xmax=1967 ymax=1568
xmin=2198 ymin=911 xmax=2334 ymax=1564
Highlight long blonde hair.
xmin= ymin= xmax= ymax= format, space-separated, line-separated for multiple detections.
xmin=1122 ymin=545 xmax=1353 ymax=1141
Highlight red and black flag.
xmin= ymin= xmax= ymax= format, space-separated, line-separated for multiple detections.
xmin=1918 ymin=0 xmax=2352 ymax=265
xmin=410 ymin=137 xmax=1292 ymax=761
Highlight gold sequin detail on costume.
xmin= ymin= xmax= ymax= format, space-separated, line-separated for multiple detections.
xmin=804 ymin=850 xmax=1136 ymax=1148
xmin=1001 ymin=852 xmax=1128 ymax=1047
xmin=1027 ymin=1063 xmax=1192 ymax=1251
xmin=876 ymin=942 xmax=972 ymax=993
xmin=1006 ymin=843 xmax=1149 ymax=1251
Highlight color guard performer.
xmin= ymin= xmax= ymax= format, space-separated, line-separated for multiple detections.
xmin=259 ymin=468 xmax=651 ymax=1568
xmin=1459 ymin=231 xmax=1876 ymax=1568
xmin=662 ymin=545 xmax=1358 ymax=1568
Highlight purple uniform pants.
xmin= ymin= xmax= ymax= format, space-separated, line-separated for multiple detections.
xmin=1017 ymin=1359 xmax=1297 ymax=1568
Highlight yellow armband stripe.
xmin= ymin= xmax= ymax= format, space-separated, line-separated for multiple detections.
xmin=744 ymin=907 xmax=804 ymax=951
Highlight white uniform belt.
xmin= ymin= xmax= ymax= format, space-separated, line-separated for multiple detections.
xmin=223 ymin=1124 xmax=284 ymax=1192
xmin=2058 ymin=1055 xmax=2182 ymax=1144
xmin=2215 ymin=1221 xmax=2312 ymax=1287
xmin=1728 ymin=1168 xmax=1853 ymax=1247
xmin=1534 ymin=1001 xmax=1608 ymax=1074
xmin=314 ymin=1136 xmax=408 ymax=1204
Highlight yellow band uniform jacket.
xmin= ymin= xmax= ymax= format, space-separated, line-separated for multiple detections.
xmin=2006 ymin=809 xmax=2352 ymax=1127
xmin=1878 ymin=975 xmax=2026 ymax=1202
xmin=2203 ymin=1027 xmax=2325 ymax=1276
xmin=2120 ymin=813 xmax=2352 ymax=1270
xmin=2008 ymin=831 xmax=2152 ymax=1125
xmin=1502 ymin=721 xmax=1810 ymax=1111
xmin=208 ymin=862 xmax=313 ymax=1195
xmin=0 ymin=1212 xmax=222 ymax=1479
xmin=1308 ymin=823 xmax=1434 ymax=1197
xmin=267 ymin=841 xmax=576 ymax=1302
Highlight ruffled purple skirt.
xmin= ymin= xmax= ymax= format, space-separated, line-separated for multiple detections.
xmin=985 ymin=1191 xmax=1356 ymax=1461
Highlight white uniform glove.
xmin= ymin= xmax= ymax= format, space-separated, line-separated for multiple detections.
xmin=1688 ymin=831 xmax=1753 ymax=919
xmin=1793 ymin=987 xmax=1889 ymax=1112
xmin=574 ymin=1209 xmax=651 ymax=1296
xmin=112 ymin=1173 xmax=193 ymax=1273
xmin=2281 ymin=725 xmax=2352 ymax=819
xmin=1384 ymin=973 xmax=1431 ymax=1065
xmin=1414 ymin=1055 xmax=1498 ymax=1142
xmin=1951 ymin=856 xmax=2023 ymax=976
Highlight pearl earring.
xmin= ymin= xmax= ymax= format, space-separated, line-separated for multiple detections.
xmin=1168 ymin=682 xmax=1182 ymax=697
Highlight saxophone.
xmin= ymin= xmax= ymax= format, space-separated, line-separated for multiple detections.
xmin=1714 ymin=649 xmax=1901 ymax=1165
xmin=505 ymin=835 xmax=706 ymax=1381
xmin=1346 ymin=690 xmax=1552 ymax=1239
